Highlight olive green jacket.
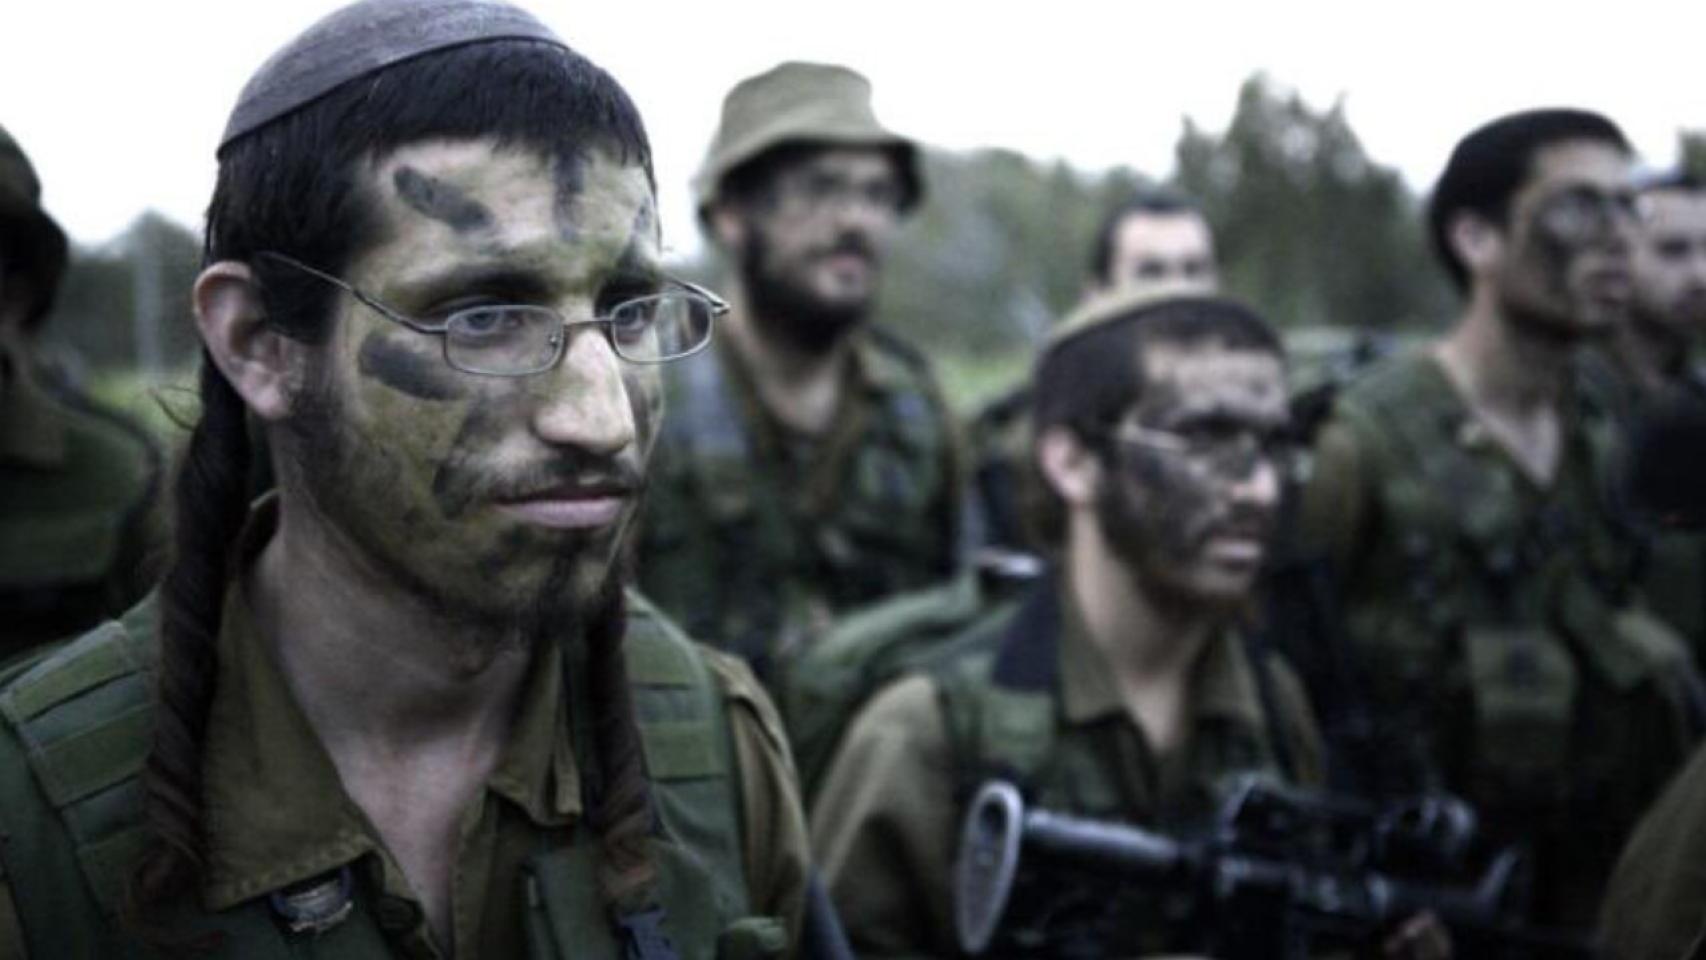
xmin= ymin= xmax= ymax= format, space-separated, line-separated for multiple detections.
xmin=1598 ymin=738 xmax=1706 ymax=959
xmin=1299 ymin=348 xmax=1701 ymax=926
xmin=637 ymin=327 xmax=961 ymax=684
xmin=0 ymin=574 xmax=809 ymax=958
xmin=0 ymin=363 xmax=165 ymax=655
xmin=809 ymin=577 xmax=1322 ymax=959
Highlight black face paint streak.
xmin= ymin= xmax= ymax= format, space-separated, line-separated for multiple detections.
xmin=358 ymin=334 xmax=467 ymax=402
xmin=632 ymin=199 xmax=656 ymax=241
xmin=1531 ymin=194 xmax=1590 ymax=300
xmin=552 ymin=150 xmax=588 ymax=240
xmin=393 ymin=167 xmax=493 ymax=233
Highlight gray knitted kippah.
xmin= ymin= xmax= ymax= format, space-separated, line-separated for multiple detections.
xmin=220 ymin=0 xmax=563 ymax=150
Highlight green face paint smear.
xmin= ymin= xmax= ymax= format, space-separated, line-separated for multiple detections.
xmin=393 ymin=166 xmax=494 ymax=234
xmin=358 ymin=332 xmax=467 ymax=401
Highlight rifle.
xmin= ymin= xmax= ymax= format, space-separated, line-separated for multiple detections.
xmin=953 ymin=779 xmax=1596 ymax=959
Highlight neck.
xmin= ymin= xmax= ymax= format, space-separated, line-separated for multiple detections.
xmin=1613 ymin=315 xmax=1688 ymax=397
xmin=1437 ymin=290 xmax=1575 ymax=415
xmin=250 ymin=494 xmax=536 ymax=758
xmin=1064 ymin=522 xmax=1215 ymax=689
xmin=723 ymin=291 xmax=853 ymax=435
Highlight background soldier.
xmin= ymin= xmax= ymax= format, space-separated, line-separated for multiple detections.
xmin=810 ymin=292 xmax=1352 ymax=958
xmin=965 ymin=189 xmax=1220 ymax=557
xmin=637 ymin=62 xmax=961 ymax=684
xmin=0 ymin=2 xmax=813 ymax=955
xmin=1584 ymin=169 xmax=1706 ymax=651
xmin=0 ymin=124 xmax=164 ymax=653
xmin=1297 ymin=108 xmax=1701 ymax=927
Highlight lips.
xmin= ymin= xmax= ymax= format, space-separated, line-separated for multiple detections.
xmin=494 ymin=484 xmax=632 ymax=530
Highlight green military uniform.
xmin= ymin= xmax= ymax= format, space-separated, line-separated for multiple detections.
xmin=1578 ymin=347 xmax=1706 ymax=657
xmin=0 ymin=499 xmax=811 ymax=959
xmin=808 ymin=574 xmax=1322 ymax=958
xmin=638 ymin=327 xmax=960 ymax=681
xmin=1597 ymin=739 xmax=1706 ymax=959
xmin=0 ymin=346 xmax=165 ymax=657
xmin=0 ymin=123 xmax=166 ymax=656
xmin=1299 ymin=348 xmax=1701 ymax=926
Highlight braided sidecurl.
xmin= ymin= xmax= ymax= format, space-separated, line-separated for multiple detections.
xmin=125 ymin=359 xmax=252 ymax=929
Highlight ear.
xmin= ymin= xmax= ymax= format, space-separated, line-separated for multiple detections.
xmin=1448 ymin=210 xmax=1503 ymax=279
xmin=1036 ymin=425 xmax=1103 ymax=511
xmin=194 ymin=261 xmax=300 ymax=423
xmin=708 ymin=203 xmax=747 ymax=251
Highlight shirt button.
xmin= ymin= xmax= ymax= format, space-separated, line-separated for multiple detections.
xmin=375 ymin=895 xmax=419 ymax=931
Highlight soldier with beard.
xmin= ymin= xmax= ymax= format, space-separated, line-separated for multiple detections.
xmin=810 ymin=291 xmax=1356 ymax=958
xmin=1582 ymin=170 xmax=1706 ymax=652
xmin=1297 ymin=109 xmax=1701 ymax=928
xmin=0 ymin=2 xmax=814 ymax=956
xmin=636 ymin=63 xmax=960 ymax=685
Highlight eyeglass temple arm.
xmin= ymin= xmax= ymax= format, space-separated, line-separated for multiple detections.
xmin=253 ymin=250 xmax=441 ymax=335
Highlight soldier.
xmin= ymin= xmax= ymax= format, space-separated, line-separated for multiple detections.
xmin=1297 ymin=108 xmax=1702 ymax=927
xmin=811 ymin=291 xmax=1353 ymax=957
xmin=1087 ymin=190 xmax=1220 ymax=294
xmin=636 ymin=62 xmax=961 ymax=684
xmin=0 ymin=2 xmax=815 ymax=956
xmin=965 ymin=190 xmax=1219 ymax=557
xmin=0 ymin=124 xmax=164 ymax=652
xmin=1584 ymin=170 xmax=1706 ymax=649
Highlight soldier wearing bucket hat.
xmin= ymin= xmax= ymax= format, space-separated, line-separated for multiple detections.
xmin=0 ymin=3 xmax=822 ymax=957
xmin=0 ymin=124 xmax=166 ymax=653
xmin=639 ymin=62 xmax=961 ymax=689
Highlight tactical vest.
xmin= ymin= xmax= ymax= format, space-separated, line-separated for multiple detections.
xmin=640 ymin=327 xmax=957 ymax=678
xmin=781 ymin=565 xmax=1033 ymax=804
xmin=1329 ymin=352 xmax=1696 ymax=817
xmin=0 ymin=380 xmax=163 ymax=654
xmin=0 ymin=592 xmax=786 ymax=960
xmin=930 ymin=582 xmax=1295 ymax=825
xmin=928 ymin=584 xmax=1297 ymax=957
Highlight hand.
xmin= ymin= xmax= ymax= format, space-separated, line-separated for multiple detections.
xmin=1382 ymin=911 xmax=1452 ymax=960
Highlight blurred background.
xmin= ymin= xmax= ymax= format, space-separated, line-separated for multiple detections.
xmin=5 ymin=1 xmax=1702 ymax=435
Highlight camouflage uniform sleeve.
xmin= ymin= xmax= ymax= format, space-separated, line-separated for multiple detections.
xmin=810 ymin=674 xmax=957 ymax=960
xmin=702 ymin=651 xmax=811 ymax=957
xmin=1298 ymin=417 xmax=1372 ymax=574
xmin=1598 ymin=742 xmax=1706 ymax=959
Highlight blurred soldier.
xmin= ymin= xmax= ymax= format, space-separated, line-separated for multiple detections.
xmin=1298 ymin=109 xmax=1701 ymax=927
xmin=0 ymin=124 xmax=164 ymax=653
xmin=812 ymin=292 xmax=1358 ymax=957
xmin=637 ymin=63 xmax=960 ymax=683
xmin=0 ymin=2 xmax=815 ymax=956
xmin=1583 ymin=170 xmax=1706 ymax=649
xmin=966 ymin=190 xmax=1219 ymax=556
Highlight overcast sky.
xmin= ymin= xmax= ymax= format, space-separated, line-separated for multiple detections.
xmin=3 ymin=1 xmax=1700 ymax=257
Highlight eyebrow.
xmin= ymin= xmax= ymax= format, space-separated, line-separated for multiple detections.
xmin=387 ymin=263 xmax=555 ymax=307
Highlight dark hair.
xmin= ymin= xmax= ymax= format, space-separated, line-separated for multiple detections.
xmin=0 ymin=212 xmax=68 ymax=330
xmin=711 ymin=139 xmax=921 ymax=221
xmin=132 ymin=38 xmax=659 ymax=926
xmin=1428 ymin=108 xmax=1630 ymax=291
xmin=1023 ymin=297 xmax=1281 ymax=547
xmin=1089 ymin=190 xmax=1205 ymax=286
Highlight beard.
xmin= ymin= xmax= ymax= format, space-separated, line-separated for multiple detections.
xmin=738 ymin=226 xmax=873 ymax=355
xmin=278 ymin=375 xmax=621 ymax=646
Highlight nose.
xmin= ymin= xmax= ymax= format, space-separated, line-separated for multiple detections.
xmin=528 ymin=324 xmax=636 ymax=457
xmin=1226 ymin=452 xmax=1283 ymax=512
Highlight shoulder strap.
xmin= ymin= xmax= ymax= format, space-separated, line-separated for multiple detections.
xmin=933 ymin=582 xmax=1062 ymax=792
xmin=622 ymin=591 xmax=751 ymax=916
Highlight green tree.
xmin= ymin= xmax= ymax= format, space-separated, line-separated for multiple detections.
xmin=1680 ymin=130 xmax=1706 ymax=180
xmin=1172 ymin=74 xmax=1454 ymax=333
xmin=44 ymin=211 xmax=202 ymax=379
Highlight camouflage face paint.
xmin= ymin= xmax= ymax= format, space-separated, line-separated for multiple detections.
xmin=392 ymin=166 xmax=494 ymax=233
xmin=357 ymin=331 xmax=467 ymax=401
xmin=552 ymin=150 xmax=587 ymax=241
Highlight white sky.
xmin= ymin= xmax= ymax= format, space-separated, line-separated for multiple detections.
xmin=3 ymin=1 xmax=1701 ymax=256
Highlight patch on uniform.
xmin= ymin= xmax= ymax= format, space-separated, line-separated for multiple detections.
xmin=270 ymin=866 xmax=355 ymax=936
